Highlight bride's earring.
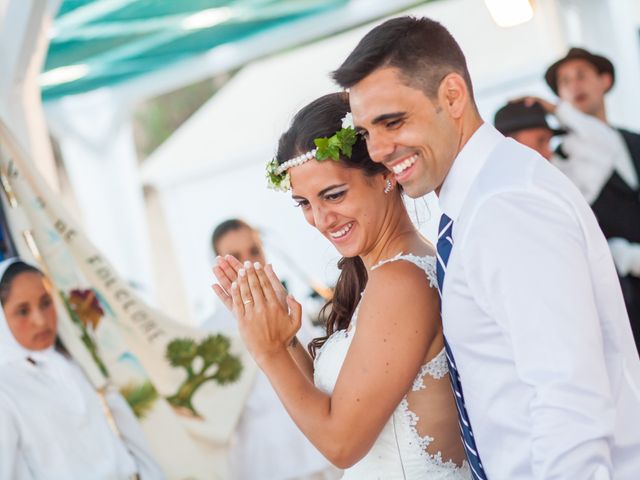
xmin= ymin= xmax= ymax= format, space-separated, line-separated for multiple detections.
xmin=383 ymin=179 xmax=393 ymax=194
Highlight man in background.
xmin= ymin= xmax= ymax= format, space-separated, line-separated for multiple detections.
xmin=493 ymin=99 xmax=564 ymax=161
xmin=205 ymin=218 xmax=338 ymax=480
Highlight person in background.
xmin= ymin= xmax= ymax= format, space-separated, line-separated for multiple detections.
xmin=205 ymin=218 xmax=338 ymax=480
xmin=0 ymin=257 xmax=164 ymax=480
xmin=544 ymin=47 xmax=640 ymax=350
xmin=493 ymin=99 xmax=564 ymax=161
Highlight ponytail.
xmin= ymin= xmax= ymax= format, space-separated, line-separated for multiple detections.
xmin=309 ymin=256 xmax=368 ymax=358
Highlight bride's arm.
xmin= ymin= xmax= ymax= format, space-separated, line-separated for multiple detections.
xmin=230 ymin=261 xmax=440 ymax=468
xmin=287 ymin=336 xmax=315 ymax=382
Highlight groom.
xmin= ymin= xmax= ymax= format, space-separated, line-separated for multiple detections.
xmin=333 ymin=16 xmax=640 ymax=479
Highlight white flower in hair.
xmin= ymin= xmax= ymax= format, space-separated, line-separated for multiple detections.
xmin=341 ymin=112 xmax=354 ymax=130
xmin=278 ymin=172 xmax=291 ymax=192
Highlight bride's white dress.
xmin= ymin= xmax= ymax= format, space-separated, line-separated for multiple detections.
xmin=314 ymin=254 xmax=471 ymax=480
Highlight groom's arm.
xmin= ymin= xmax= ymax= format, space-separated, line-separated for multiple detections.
xmin=464 ymin=189 xmax=616 ymax=480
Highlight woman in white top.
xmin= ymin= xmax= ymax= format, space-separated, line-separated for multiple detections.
xmin=213 ymin=92 xmax=470 ymax=479
xmin=0 ymin=257 xmax=164 ymax=480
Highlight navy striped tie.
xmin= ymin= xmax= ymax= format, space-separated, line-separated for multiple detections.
xmin=436 ymin=213 xmax=487 ymax=480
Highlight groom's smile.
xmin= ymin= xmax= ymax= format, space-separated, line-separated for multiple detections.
xmin=386 ymin=152 xmax=419 ymax=183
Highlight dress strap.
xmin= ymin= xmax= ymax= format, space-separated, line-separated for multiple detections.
xmin=371 ymin=252 xmax=438 ymax=289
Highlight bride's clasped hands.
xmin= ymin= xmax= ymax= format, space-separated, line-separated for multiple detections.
xmin=212 ymin=256 xmax=300 ymax=367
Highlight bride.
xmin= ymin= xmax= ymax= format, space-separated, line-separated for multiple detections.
xmin=213 ymin=92 xmax=470 ymax=479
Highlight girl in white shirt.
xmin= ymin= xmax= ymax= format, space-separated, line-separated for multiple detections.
xmin=0 ymin=257 xmax=164 ymax=480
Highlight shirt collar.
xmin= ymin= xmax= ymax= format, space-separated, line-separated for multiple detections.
xmin=439 ymin=122 xmax=504 ymax=221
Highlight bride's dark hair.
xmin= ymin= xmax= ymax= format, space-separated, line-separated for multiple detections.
xmin=276 ymin=92 xmax=388 ymax=357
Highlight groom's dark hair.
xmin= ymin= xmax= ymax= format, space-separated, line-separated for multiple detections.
xmin=333 ymin=16 xmax=475 ymax=102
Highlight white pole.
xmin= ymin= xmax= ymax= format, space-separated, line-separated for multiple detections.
xmin=0 ymin=0 xmax=61 ymax=190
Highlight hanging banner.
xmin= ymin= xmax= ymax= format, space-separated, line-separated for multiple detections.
xmin=0 ymin=119 xmax=257 ymax=480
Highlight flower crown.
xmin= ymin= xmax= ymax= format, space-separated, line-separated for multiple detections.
xmin=266 ymin=113 xmax=357 ymax=192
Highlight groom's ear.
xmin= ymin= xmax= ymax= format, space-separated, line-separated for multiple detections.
xmin=438 ymin=73 xmax=468 ymax=119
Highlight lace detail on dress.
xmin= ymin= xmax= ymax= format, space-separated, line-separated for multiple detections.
xmin=399 ymin=397 xmax=466 ymax=473
xmin=412 ymin=348 xmax=449 ymax=391
xmin=372 ymin=252 xmax=438 ymax=288
xmin=397 ymin=345 xmax=469 ymax=476
xmin=400 ymin=398 xmax=435 ymax=449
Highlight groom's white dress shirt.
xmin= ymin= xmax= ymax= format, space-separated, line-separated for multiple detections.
xmin=438 ymin=123 xmax=640 ymax=479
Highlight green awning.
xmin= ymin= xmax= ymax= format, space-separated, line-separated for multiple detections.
xmin=41 ymin=0 xmax=348 ymax=101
